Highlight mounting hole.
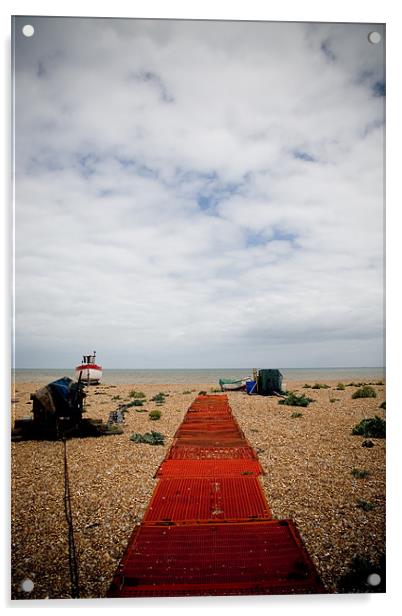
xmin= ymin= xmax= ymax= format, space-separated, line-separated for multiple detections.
xmin=367 ymin=572 xmax=381 ymax=586
xmin=20 ymin=578 xmax=34 ymax=592
xmin=368 ymin=31 xmax=381 ymax=44
xmin=22 ymin=24 xmax=35 ymax=37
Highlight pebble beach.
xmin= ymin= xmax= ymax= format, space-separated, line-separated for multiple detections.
xmin=11 ymin=379 xmax=386 ymax=600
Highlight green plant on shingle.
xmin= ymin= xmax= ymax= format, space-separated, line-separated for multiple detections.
xmin=302 ymin=384 xmax=311 ymax=389
xmin=312 ymin=383 xmax=330 ymax=389
xmin=356 ymin=499 xmax=375 ymax=512
xmin=125 ymin=399 xmax=144 ymax=407
xmin=291 ymin=411 xmax=303 ymax=418
xmin=149 ymin=410 xmax=162 ymax=420
xmin=151 ymin=393 xmax=166 ymax=404
xmin=278 ymin=392 xmax=312 ymax=407
xmin=352 ymin=416 xmax=385 ymax=438
xmin=337 ymin=383 xmax=345 ymax=390
xmin=351 ymin=468 xmax=370 ymax=479
xmin=129 ymin=390 xmax=146 ymax=399
xmin=130 ymin=430 xmax=164 ymax=445
xmin=352 ymin=386 xmax=377 ymax=399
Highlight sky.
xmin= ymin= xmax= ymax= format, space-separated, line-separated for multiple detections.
xmin=13 ymin=17 xmax=385 ymax=369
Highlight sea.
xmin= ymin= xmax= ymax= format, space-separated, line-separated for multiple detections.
xmin=12 ymin=367 xmax=385 ymax=385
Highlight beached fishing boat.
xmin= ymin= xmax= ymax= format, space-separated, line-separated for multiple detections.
xmin=219 ymin=377 xmax=252 ymax=391
xmin=75 ymin=351 xmax=102 ymax=384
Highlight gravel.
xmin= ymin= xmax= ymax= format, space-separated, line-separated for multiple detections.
xmin=11 ymin=380 xmax=385 ymax=599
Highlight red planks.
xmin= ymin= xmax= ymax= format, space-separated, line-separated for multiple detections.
xmin=143 ymin=477 xmax=272 ymax=523
xmin=108 ymin=394 xmax=326 ymax=597
xmin=167 ymin=445 xmax=257 ymax=460
xmin=108 ymin=520 xmax=325 ymax=597
xmin=156 ymin=458 xmax=263 ymax=478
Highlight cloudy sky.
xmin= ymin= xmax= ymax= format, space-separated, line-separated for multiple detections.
xmin=13 ymin=17 xmax=385 ymax=368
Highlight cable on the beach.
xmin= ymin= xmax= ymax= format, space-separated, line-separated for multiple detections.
xmin=62 ymin=438 xmax=80 ymax=599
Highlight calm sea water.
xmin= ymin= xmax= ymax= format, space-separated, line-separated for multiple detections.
xmin=12 ymin=367 xmax=385 ymax=385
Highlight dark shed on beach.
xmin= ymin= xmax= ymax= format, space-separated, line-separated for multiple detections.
xmin=257 ymin=369 xmax=283 ymax=395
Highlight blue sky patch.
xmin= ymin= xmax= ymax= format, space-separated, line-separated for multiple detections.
xmin=293 ymin=150 xmax=316 ymax=162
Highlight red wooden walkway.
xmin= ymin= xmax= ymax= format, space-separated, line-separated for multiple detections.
xmin=108 ymin=394 xmax=325 ymax=597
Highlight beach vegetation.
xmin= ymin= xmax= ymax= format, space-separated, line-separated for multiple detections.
xmin=336 ymin=383 xmax=345 ymax=390
xmin=278 ymin=392 xmax=312 ymax=407
xmin=151 ymin=393 xmax=166 ymax=404
xmin=351 ymin=468 xmax=370 ymax=479
xmin=130 ymin=430 xmax=164 ymax=445
xmin=362 ymin=439 xmax=374 ymax=448
xmin=376 ymin=381 xmax=384 ymax=386
xmin=379 ymin=401 xmax=386 ymax=409
xmin=290 ymin=411 xmax=303 ymax=418
xmin=182 ymin=390 xmax=192 ymax=394
xmin=149 ymin=410 xmax=161 ymax=420
xmin=198 ymin=390 xmax=207 ymax=395
xmin=329 ymin=398 xmax=339 ymax=403
xmin=356 ymin=499 xmax=375 ymax=512
xmin=312 ymin=383 xmax=330 ymax=389
xmin=352 ymin=385 xmax=377 ymax=399
xmin=210 ymin=387 xmax=221 ymax=393
xmin=352 ymin=416 xmax=385 ymax=438
xmin=125 ymin=399 xmax=144 ymax=407
xmin=302 ymin=384 xmax=311 ymax=388
xmin=111 ymin=395 xmax=121 ymax=400
xmin=129 ymin=390 xmax=146 ymax=399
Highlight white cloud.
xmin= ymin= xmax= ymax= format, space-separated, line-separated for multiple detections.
xmin=14 ymin=18 xmax=385 ymax=367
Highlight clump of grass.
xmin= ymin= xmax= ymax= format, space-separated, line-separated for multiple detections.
xmin=130 ymin=430 xmax=164 ymax=445
xmin=210 ymin=387 xmax=221 ymax=393
xmin=356 ymin=499 xmax=375 ymax=512
xmin=278 ymin=392 xmax=312 ymax=407
xmin=362 ymin=439 xmax=374 ymax=448
xmin=198 ymin=390 xmax=207 ymax=395
xmin=302 ymin=384 xmax=311 ymax=389
xmin=352 ymin=416 xmax=385 ymax=438
xmin=337 ymin=383 xmax=345 ymax=390
xmin=151 ymin=392 xmax=166 ymax=404
xmin=111 ymin=395 xmax=121 ymax=400
xmin=376 ymin=381 xmax=384 ymax=386
xmin=129 ymin=390 xmax=146 ymax=399
xmin=329 ymin=398 xmax=339 ymax=403
xmin=379 ymin=401 xmax=386 ymax=410
xmin=352 ymin=385 xmax=377 ymax=399
xmin=291 ymin=411 xmax=303 ymax=418
xmin=149 ymin=409 xmax=162 ymax=420
xmin=312 ymin=383 xmax=330 ymax=389
xmin=351 ymin=468 xmax=370 ymax=479
xmin=125 ymin=399 xmax=144 ymax=407
xmin=182 ymin=390 xmax=192 ymax=394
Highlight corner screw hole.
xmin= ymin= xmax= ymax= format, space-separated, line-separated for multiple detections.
xmin=20 ymin=578 xmax=34 ymax=592
xmin=22 ymin=24 xmax=35 ymax=37
xmin=367 ymin=573 xmax=381 ymax=586
xmin=368 ymin=31 xmax=381 ymax=44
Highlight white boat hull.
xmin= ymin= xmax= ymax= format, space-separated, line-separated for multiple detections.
xmin=220 ymin=380 xmax=249 ymax=391
xmin=75 ymin=366 xmax=102 ymax=384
